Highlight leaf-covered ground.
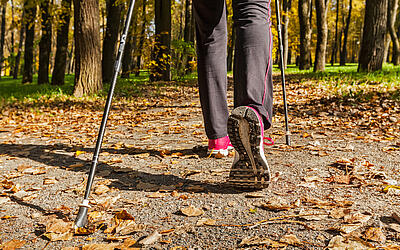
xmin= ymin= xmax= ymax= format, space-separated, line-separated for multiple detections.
xmin=0 ymin=73 xmax=399 ymax=249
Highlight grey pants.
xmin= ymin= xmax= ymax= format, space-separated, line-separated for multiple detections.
xmin=193 ymin=0 xmax=273 ymax=139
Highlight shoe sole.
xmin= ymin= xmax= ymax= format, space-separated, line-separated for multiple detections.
xmin=227 ymin=106 xmax=270 ymax=189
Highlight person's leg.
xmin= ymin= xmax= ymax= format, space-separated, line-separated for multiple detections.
xmin=227 ymin=0 xmax=273 ymax=189
xmin=232 ymin=0 xmax=273 ymax=129
xmin=193 ymin=0 xmax=229 ymax=140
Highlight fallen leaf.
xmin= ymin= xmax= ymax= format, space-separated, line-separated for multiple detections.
xmin=82 ymin=243 xmax=119 ymax=250
xmin=257 ymin=197 xmax=292 ymax=211
xmin=364 ymin=227 xmax=386 ymax=243
xmin=329 ymin=208 xmax=351 ymax=219
xmin=68 ymin=163 xmax=84 ymax=168
xmin=280 ymin=234 xmax=302 ymax=245
xmin=43 ymin=177 xmax=58 ymax=185
xmin=303 ymin=176 xmax=326 ymax=182
xmin=196 ymin=218 xmax=217 ymax=226
xmin=139 ymin=231 xmax=161 ymax=245
xmin=245 ymin=192 xmax=266 ymax=198
xmin=0 ymin=196 xmax=10 ymax=204
xmin=388 ymin=223 xmax=400 ymax=232
xmin=343 ymin=212 xmax=372 ymax=224
xmin=46 ymin=218 xmax=74 ymax=234
xmin=0 ymin=239 xmax=26 ymax=249
xmin=239 ymin=236 xmax=287 ymax=247
xmin=147 ymin=192 xmax=167 ymax=198
xmin=327 ymin=235 xmax=371 ymax=249
xmin=43 ymin=232 xmax=74 ymax=241
xmin=180 ymin=205 xmax=204 ymax=217
xmin=117 ymin=238 xmax=138 ymax=249
xmin=94 ymin=184 xmax=110 ymax=195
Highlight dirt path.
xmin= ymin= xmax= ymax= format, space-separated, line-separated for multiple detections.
xmin=0 ymin=77 xmax=399 ymax=249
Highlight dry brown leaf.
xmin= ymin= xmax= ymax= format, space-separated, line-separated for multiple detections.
xmin=82 ymin=243 xmax=119 ymax=250
xmin=0 ymin=196 xmax=10 ymax=205
xmin=68 ymin=163 xmax=84 ymax=168
xmin=139 ymin=231 xmax=161 ymax=245
xmin=257 ymin=197 xmax=292 ymax=211
xmin=43 ymin=177 xmax=58 ymax=185
xmin=196 ymin=218 xmax=217 ymax=226
xmin=94 ymin=184 xmax=110 ymax=195
xmin=327 ymin=235 xmax=371 ymax=249
xmin=244 ymin=192 xmax=266 ymax=198
xmin=364 ymin=227 xmax=386 ymax=243
xmin=118 ymin=238 xmax=138 ymax=249
xmin=1 ymin=239 xmax=26 ymax=250
xmin=181 ymin=205 xmax=204 ymax=217
xmin=303 ymin=176 xmax=325 ymax=182
xmin=46 ymin=218 xmax=74 ymax=234
xmin=329 ymin=208 xmax=352 ymax=219
xmin=337 ymin=224 xmax=364 ymax=234
xmin=239 ymin=236 xmax=287 ymax=247
xmin=43 ymin=232 xmax=74 ymax=241
xmin=147 ymin=192 xmax=167 ymax=198
xmin=343 ymin=212 xmax=372 ymax=224
xmin=280 ymin=234 xmax=302 ymax=245
xmin=116 ymin=221 xmax=146 ymax=235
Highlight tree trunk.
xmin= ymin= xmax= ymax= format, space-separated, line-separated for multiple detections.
xmin=38 ymin=0 xmax=52 ymax=84
xmin=14 ymin=10 xmax=24 ymax=79
xmin=383 ymin=33 xmax=391 ymax=62
xmin=314 ymin=0 xmax=329 ymax=71
xmin=51 ymin=0 xmax=71 ymax=85
xmin=358 ymin=0 xmax=388 ymax=72
xmin=340 ymin=0 xmax=352 ymax=66
xmin=73 ymin=0 xmax=102 ymax=97
xmin=298 ymin=0 xmax=312 ymax=70
xmin=0 ymin=5 xmax=6 ymax=78
xmin=9 ymin=1 xmax=15 ymax=77
xmin=102 ymin=0 xmax=122 ymax=83
xmin=282 ymin=0 xmax=293 ymax=69
xmin=151 ymin=0 xmax=171 ymax=81
xmin=331 ymin=0 xmax=339 ymax=65
xmin=136 ymin=0 xmax=147 ymax=76
xmin=388 ymin=0 xmax=400 ymax=65
xmin=22 ymin=1 xmax=36 ymax=83
xmin=121 ymin=24 xmax=135 ymax=78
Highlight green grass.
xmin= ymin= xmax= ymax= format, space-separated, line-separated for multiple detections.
xmin=275 ymin=63 xmax=400 ymax=101
xmin=1 ymin=63 xmax=399 ymax=108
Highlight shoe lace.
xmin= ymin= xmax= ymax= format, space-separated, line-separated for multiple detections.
xmin=263 ymin=137 xmax=274 ymax=146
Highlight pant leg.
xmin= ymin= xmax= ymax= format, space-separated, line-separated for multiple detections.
xmin=193 ymin=0 xmax=228 ymax=139
xmin=233 ymin=0 xmax=273 ymax=129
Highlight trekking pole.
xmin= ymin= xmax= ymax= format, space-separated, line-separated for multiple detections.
xmin=274 ymin=0 xmax=291 ymax=146
xmin=74 ymin=0 xmax=136 ymax=228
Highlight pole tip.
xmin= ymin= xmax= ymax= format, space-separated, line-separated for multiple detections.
xmin=74 ymin=206 xmax=89 ymax=228
xmin=286 ymin=134 xmax=291 ymax=146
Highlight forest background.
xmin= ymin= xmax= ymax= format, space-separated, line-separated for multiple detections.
xmin=0 ymin=0 xmax=398 ymax=99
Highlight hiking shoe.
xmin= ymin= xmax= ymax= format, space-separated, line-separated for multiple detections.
xmin=227 ymin=106 xmax=271 ymax=189
xmin=207 ymin=136 xmax=234 ymax=157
